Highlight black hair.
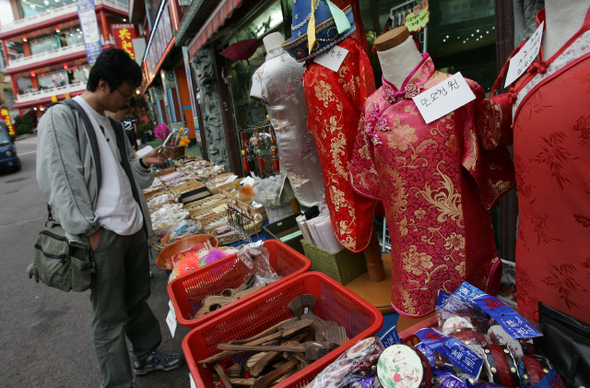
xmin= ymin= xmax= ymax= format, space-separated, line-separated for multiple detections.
xmin=86 ymin=49 xmax=142 ymax=92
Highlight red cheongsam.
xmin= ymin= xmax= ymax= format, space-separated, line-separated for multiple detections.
xmin=350 ymin=54 xmax=515 ymax=317
xmin=509 ymin=8 xmax=590 ymax=324
xmin=303 ymin=37 xmax=377 ymax=252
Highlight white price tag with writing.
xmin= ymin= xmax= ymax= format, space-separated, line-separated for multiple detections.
xmin=313 ymin=46 xmax=349 ymax=72
xmin=412 ymin=72 xmax=476 ymax=124
xmin=505 ymin=21 xmax=544 ymax=87
xmin=190 ymin=373 xmax=197 ymax=388
xmin=166 ymin=300 xmax=177 ymax=338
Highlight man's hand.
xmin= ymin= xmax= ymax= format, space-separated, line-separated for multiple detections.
xmin=88 ymin=230 xmax=101 ymax=251
xmin=141 ymin=146 xmax=168 ymax=167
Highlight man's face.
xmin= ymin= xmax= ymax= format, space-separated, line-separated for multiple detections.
xmin=103 ymin=81 xmax=136 ymax=112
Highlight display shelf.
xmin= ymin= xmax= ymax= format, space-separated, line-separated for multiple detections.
xmin=345 ymin=253 xmax=394 ymax=314
xmin=345 ymin=253 xmax=436 ymax=332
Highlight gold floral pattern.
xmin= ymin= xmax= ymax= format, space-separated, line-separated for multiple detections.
xmin=350 ymin=54 xmax=512 ymax=317
xmin=303 ymin=38 xmax=377 ymax=253
xmin=402 ymin=245 xmax=434 ymax=276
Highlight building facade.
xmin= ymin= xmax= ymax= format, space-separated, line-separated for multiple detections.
xmin=0 ymin=0 xmax=136 ymax=120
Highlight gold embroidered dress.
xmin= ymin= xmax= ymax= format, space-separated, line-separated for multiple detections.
xmin=303 ymin=37 xmax=377 ymax=252
xmin=350 ymin=54 xmax=515 ymax=317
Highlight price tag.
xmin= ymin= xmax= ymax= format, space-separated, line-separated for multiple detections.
xmin=313 ymin=45 xmax=349 ymax=72
xmin=505 ymin=21 xmax=544 ymax=87
xmin=412 ymin=72 xmax=476 ymax=124
xmin=166 ymin=300 xmax=177 ymax=338
xmin=190 ymin=373 xmax=197 ymax=388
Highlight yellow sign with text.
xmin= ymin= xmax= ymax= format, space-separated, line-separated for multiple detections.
xmin=405 ymin=0 xmax=430 ymax=32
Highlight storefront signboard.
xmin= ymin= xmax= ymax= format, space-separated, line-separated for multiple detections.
xmin=77 ymin=0 xmax=102 ymax=67
xmin=112 ymin=24 xmax=137 ymax=61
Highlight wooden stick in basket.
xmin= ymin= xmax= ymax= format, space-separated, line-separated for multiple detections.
xmin=248 ymin=333 xmax=309 ymax=377
xmin=251 ymin=358 xmax=299 ymax=388
xmin=213 ymin=363 xmax=233 ymax=388
xmin=217 ymin=341 xmax=336 ymax=361
xmin=198 ymin=317 xmax=297 ymax=365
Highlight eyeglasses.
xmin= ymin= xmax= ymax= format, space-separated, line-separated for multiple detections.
xmin=115 ymin=88 xmax=135 ymax=100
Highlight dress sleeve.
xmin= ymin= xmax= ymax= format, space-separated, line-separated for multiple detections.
xmin=347 ymin=39 xmax=376 ymax=113
xmin=462 ymin=81 xmax=516 ymax=210
xmin=350 ymin=114 xmax=381 ymax=200
xmin=250 ymin=67 xmax=268 ymax=104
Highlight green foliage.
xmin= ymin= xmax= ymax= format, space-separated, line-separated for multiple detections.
xmin=137 ymin=123 xmax=153 ymax=136
xmin=17 ymin=123 xmax=32 ymax=135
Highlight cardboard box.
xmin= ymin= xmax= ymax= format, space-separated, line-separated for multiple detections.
xmin=263 ymin=213 xmax=304 ymax=254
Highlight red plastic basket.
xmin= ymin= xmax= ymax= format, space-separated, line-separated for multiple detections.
xmin=183 ymin=271 xmax=383 ymax=388
xmin=167 ymin=239 xmax=311 ymax=328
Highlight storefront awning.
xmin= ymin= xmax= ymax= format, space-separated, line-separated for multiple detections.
xmin=188 ymin=0 xmax=244 ymax=57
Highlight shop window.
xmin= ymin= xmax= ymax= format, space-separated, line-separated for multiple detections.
xmin=18 ymin=0 xmax=79 ymax=19
xmin=16 ymin=76 xmax=32 ymax=94
xmin=30 ymin=35 xmax=58 ymax=55
xmin=224 ymin=0 xmax=289 ymax=176
xmin=359 ymin=0 xmax=496 ymax=92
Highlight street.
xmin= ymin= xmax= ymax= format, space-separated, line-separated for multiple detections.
xmin=0 ymin=135 xmax=192 ymax=387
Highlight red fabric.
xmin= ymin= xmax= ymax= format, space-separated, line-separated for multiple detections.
xmin=512 ymin=52 xmax=590 ymax=324
xmin=331 ymin=0 xmax=368 ymax=53
xmin=303 ymin=37 xmax=377 ymax=252
xmin=350 ymin=55 xmax=514 ymax=317
xmin=508 ymin=8 xmax=590 ymax=325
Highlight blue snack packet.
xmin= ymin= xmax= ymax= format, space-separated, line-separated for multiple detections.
xmin=379 ymin=325 xmax=401 ymax=348
xmin=415 ymin=328 xmax=483 ymax=378
xmin=473 ymin=294 xmax=542 ymax=339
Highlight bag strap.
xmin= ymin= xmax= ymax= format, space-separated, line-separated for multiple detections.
xmin=59 ymin=99 xmax=103 ymax=189
xmin=108 ymin=117 xmax=143 ymax=208
xmin=45 ymin=100 xmax=103 ymax=226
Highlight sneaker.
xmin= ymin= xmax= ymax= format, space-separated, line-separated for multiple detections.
xmin=134 ymin=349 xmax=184 ymax=376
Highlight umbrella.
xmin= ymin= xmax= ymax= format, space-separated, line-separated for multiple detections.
xmin=220 ymin=39 xmax=260 ymax=61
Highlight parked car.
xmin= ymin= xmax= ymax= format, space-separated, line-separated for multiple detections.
xmin=0 ymin=122 xmax=21 ymax=172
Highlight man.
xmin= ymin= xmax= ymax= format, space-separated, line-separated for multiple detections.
xmin=36 ymin=49 xmax=182 ymax=388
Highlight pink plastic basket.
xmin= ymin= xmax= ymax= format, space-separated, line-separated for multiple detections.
xmin=167 ymin=239 xmax=311 ymax=328
xmin=183 ymin=271 xmax=383 ymax=388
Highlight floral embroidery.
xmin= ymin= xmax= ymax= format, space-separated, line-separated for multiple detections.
xmin=574 ymin=214 xmax=590 ymax=227
xmin=303 ymin=38 xmax=377 ymax=253
xmin=315 ymin=80 xmax=336 ymax=108
xmin=534 ymin=132 xmax=576 ymax=189
xmin=444 ymin=232 xmax=465 ymax=251
xmin=401 ymin=245 xmax=434 ymax=276
xmin=414 ymin=162 xmax=463 ymax=227
xmin=572 ymin=115 xmax=590 ymax=145
xmin=349 ymin=54 xmax=511 ymax=317
xmin=543 ymin=263 xmax=590 ymax=310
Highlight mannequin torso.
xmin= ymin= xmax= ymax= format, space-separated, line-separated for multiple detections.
xmin=374 ymin=27 xmax=422 ymax=89
xmin=543 ymin=0 xmax=589 ymax=58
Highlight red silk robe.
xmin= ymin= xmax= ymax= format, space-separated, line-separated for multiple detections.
xmin=350 ymin=54 xmax=515 ymax=317
xmin=303 ymin=37 xmax=377 ymax=252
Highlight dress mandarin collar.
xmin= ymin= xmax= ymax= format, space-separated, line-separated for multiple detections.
xmin=265 ymin=47 xmax=285 ymax=61
xmin=381 ymin=53 xmax=434 ymax=102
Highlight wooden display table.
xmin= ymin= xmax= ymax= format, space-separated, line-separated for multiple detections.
xmin=344 ymin=253 xmax=434 ymax=332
